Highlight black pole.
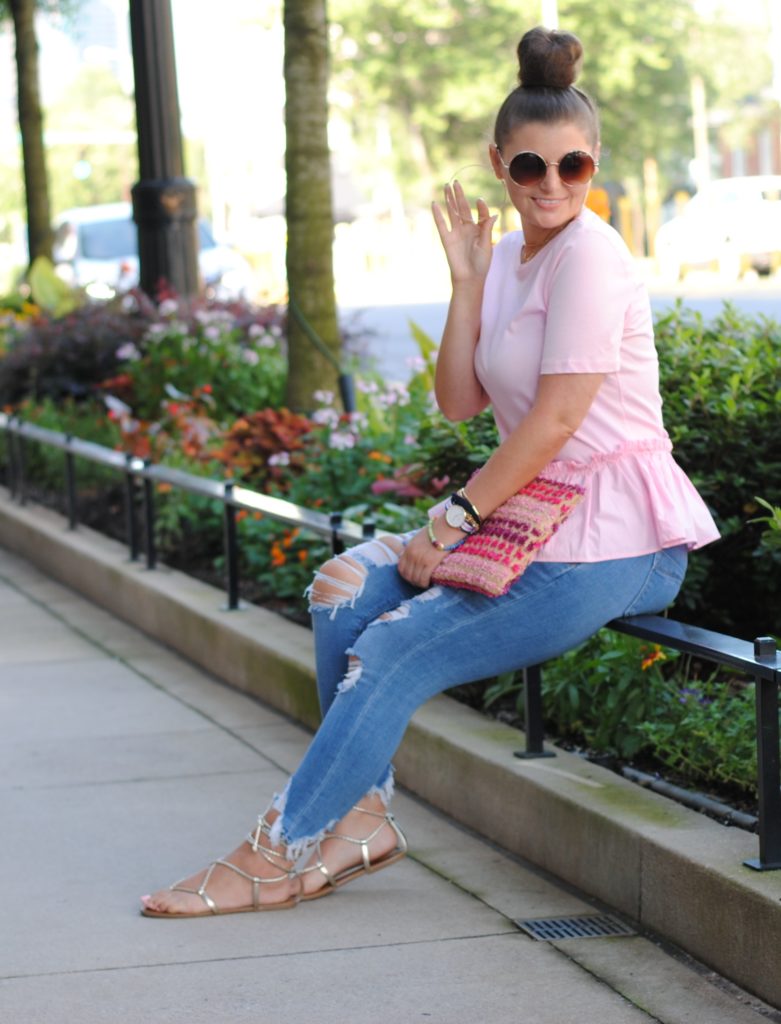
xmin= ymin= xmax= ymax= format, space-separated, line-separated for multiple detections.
xmin=223 ymin=482 xmax=240 ymax=611
xmin=142 ymin=464 xmax=157 ymax=570
xmin=514 ymin=665 xmax=555 ymax=759
xmin=64 ymin=443 xmax=78 ymax=530
xmin=128 ymin=0 xmax=199 ymax=300
xmin=124 ymin=455 xmax=140 ymax=562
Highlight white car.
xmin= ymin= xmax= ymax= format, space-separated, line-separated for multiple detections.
xmin=52 ymin=202 xmax=255 ymax=301
xmin=654 ymin=176 xmax=781 ymax=281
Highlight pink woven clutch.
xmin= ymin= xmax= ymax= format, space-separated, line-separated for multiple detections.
xmin=431 ymin=476 xmax=585 ymax=598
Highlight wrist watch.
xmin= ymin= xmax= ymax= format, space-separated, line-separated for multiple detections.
xmin=445 ymin=500 xmax=479 ymax=533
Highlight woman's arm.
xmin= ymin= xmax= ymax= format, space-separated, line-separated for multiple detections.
xmin=431 ymin=182 xmax=497 ymax=421
xmin=397 ymin=371 xmax=605 ymax=588
xmin=460 ymin=371 xmax=604 ymax=516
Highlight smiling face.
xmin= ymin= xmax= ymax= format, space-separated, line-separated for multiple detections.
xmin=490 ymin=120 xmax=599 ymax=246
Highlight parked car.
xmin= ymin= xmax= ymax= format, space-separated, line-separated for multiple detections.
xmin=654 ymin=176 xmax=781 ymax=281
xmin=52 ymin=202 xmax=254 ymax=301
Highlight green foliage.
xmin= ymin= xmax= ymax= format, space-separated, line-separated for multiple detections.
xmin=45 ymin=65 xmax=137 ymax=215
xmin=26 ymin=256 xmax=81 ymax=315
xmin=330 ymin=0 xmax=771 ymax=200
xmin=119 ymin=303 xmax=286 ymax=424
xmin=637 ymin=674 xmax=758 ymax=793
xmin=483 ymin=630 xmax=677 ymax=760
xmin=480 ymin=628 xmax=763 ymax=796
xmin=654 ymin=303 xmax=781 ymax=637
xmin=6 ymin=395 xmax=122 ymax=496
xmin=0 ymin=299 xmax=150 ymax=407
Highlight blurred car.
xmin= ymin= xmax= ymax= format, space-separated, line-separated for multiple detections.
xmin=654 ymin=176 xmax=781 ymax=281
xmin=52 ymin=202 xmax=254 ymax=301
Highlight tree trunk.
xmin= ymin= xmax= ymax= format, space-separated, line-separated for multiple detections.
xmin=284 ymin=0 xmax=341 ymax=412
xmin=11 ymin=0 xmax=53 ymax=264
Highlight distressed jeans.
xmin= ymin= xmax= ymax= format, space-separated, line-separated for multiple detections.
xmin=269 ymin=536 xmax=688 ymax=857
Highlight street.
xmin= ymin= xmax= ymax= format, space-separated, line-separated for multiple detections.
xmin=341 ymin=270 xmax=781 ymax=382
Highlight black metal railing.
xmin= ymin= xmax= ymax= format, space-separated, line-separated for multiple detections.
xmin=0 ymin=413 xmax=375 ymax=610
xmin=1 ymin=413 xmax=779 ymax=870
xmin=517 ymin=621 xmax=780 ymax=871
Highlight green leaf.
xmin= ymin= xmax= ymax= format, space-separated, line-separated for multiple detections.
xmin=27 ymin=256 xmax=80 ymax=316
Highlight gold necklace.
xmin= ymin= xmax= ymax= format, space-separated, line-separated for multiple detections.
xmin=520 ymin=221 xmax=572 ymax=264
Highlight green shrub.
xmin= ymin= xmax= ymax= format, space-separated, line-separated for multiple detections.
xmin=637 ymin=672 xmax=757 ymax=794
xmin=655 ymin=303 xmax=781 ymax=638
xmin=6 ymin=397 xmax=122 ymax=499
xmin=119 ymin=302 xmax=286 ymax=423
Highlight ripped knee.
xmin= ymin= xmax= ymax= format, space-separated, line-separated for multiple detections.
xmin=308 ymin=554 xmax=367 ymax=611
xmin=307 ymin=535 xmax=405 ymax=613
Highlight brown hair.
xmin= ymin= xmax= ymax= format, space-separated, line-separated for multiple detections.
xmin=493 ymin=27 xmax=599 ymax=150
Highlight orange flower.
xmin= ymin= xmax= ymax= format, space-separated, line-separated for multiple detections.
xmin=236 ymin=509 xmax=248 ymax=522
xmin=297 ymin=549 xmax=309 ymax=563
xmin=157 ymin=482 xmax=173 ymax=494
xmin=641 ymin=646 xmax=667 ymax=671
xmin=270 ymin=542 xmax=286 ymax=567
xmin=283 ymin=528 xmax=301 ymax=548
xmin=368 ymin=450 xmax=393 ymax=463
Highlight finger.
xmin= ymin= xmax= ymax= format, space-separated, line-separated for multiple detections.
xmin=431 ymin=201 xmax=451 ymax=241
xmin=444 ymin=185 xmax=463 ymax=228
xmin=479 ymin=213 xmax=498 ymax=245
xmin=452 ymin=180 xmax=475 ymax=224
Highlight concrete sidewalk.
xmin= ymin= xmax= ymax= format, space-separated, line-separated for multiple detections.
xmin=0 ymin=545 xmax=777 ymax=1024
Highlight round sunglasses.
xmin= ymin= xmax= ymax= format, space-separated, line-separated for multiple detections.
xmin=497 ymin=149 xmax=598 ymax=188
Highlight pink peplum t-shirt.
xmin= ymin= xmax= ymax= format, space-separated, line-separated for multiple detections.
xmin=474 ymin=207 xmax=719 ymax=561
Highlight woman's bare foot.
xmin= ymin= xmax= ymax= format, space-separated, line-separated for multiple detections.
xmin=141 ymin=811 xmax=298 ymax=917
xmin=299 ymin=795 xmax=407 ymax=898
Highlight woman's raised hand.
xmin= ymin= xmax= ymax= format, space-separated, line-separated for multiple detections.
xmin=432 ymin=181 xmax=497 ymax=284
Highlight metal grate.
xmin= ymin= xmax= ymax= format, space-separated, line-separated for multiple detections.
xmin=515 ymin=914 xmax=636 ymax=941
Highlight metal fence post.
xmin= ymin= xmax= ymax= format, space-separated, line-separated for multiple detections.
xmin=223 ymin=480 xmax=240 ymax=610
xmin=330 ymin=512 xmax=344 ymax=555
xmin=514 ymin=664 xmax=555 ymax=759
xmin=744 ymin=637 xmax=781 ymax=870
xmin=6 ymin=421 xmax=18 ymax=498
xmin=141 ymin=462 xmax=157 ymax=569
xmin=16 ymin=432 xmax=27 ymax=506
xmin=124 ymin=455 xmax=140 ymax=561
xmin=64 ymin=438 xmax=78 ymax=530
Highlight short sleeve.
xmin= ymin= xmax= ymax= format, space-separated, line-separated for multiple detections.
xmin=540 ymin=229 xmax=636 ymax=374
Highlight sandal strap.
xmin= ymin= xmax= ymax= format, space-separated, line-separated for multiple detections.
xmin=246 ymin=814 xmax=290 ymax=867
xmin=169 ymin=819 xmax=298 ymax=914
xmin=299 ymin=808 xmax=407 ymax=888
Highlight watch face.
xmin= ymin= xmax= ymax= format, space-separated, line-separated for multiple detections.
xmin=445 ymin=504 xmax=466 ymax=528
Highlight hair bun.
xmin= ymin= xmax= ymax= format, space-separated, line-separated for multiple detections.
xmin=517 ymin=27 xmax=583 ymax=89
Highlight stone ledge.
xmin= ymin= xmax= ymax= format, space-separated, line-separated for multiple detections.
xmin=2 ymin=489 xmax=780 ymax=1009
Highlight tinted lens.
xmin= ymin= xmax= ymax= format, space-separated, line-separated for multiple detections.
xmin=558 ymin=151 xmax=595 ymax=185
xmin=507 ymin=151 xmax=547 ymax=187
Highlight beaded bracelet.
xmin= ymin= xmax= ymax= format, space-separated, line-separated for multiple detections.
xmin=427 ymin=518 xmax=466 ymax=552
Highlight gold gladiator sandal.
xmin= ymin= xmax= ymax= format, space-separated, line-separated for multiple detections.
xmin=141 ymin=815 xmax=300 ymax=918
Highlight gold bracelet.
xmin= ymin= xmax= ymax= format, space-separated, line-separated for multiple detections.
xmin=427 ymin=518 xmax=465 ymax=552
xmin=457 ymin=487 xmax=482 ymax=525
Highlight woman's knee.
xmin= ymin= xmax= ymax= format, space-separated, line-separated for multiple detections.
xmin=307 ymin=535 xmax=405 ymax=612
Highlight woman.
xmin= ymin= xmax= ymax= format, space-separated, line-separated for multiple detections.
xmin=142 ymin=26 xmax=718 ymax=918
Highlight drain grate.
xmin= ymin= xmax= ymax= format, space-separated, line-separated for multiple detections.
xmin=514 ymin=914 xmax=636 ymax=941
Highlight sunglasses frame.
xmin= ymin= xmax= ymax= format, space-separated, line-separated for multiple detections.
xmin=497 ymin=149 xmax=598 ymax=188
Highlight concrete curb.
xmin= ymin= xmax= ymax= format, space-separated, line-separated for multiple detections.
xmin=2 ymin=489 xmax=781 ymax=1009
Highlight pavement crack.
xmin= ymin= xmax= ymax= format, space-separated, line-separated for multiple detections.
xmin=0 ymin=930 xmax=518 ymax=982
